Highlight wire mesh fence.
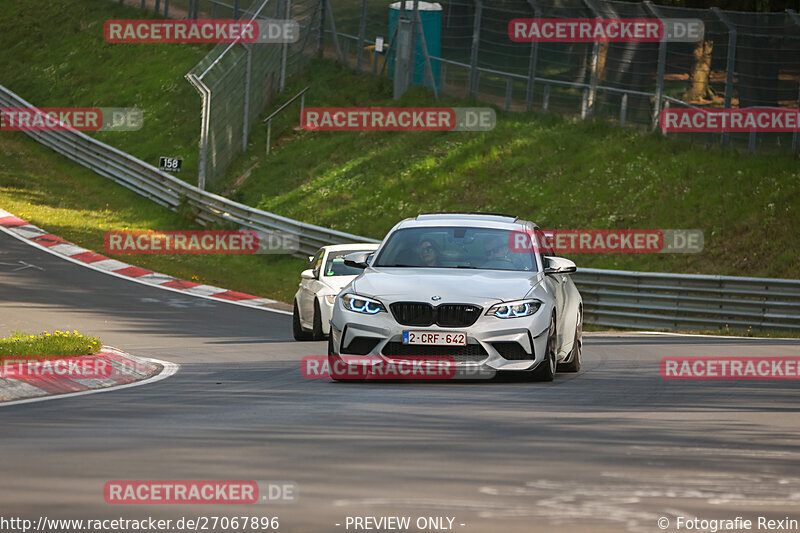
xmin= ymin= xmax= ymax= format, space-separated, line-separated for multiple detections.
xmin=118 ymin=0 xmax=800 ymax=186
xmin=325 ymin=0 xmax=800 ymax=155
xmin=180 ymin=0 xmax=318 ymax=187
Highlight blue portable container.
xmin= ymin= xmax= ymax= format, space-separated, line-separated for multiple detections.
xmin=388 ymin=1 xmax=442 ymax=91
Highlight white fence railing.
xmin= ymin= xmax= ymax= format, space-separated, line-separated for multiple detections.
xmin=2 ymin=84 xmax=799 ymax=332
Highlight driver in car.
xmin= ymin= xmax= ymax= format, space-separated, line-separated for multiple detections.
xmin=481 ymin=235 xmax=521 ymax=269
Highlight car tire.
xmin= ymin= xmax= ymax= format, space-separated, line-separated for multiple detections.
xmin=312 ymin=299 xmax=325 ymax=340
xmin=531 ymin=313 xmax=557 ymax=382
xmin=293 ymin=300 xmax=312 ymax=341
xmin=557 ymin=308 xmax=582 ymax=373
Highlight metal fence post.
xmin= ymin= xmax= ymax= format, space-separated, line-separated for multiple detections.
xmin=787 ymin=10 xmax=800 ymax=155
xmin=242 ymin=44 xmax=252 ymax=151
xmin=542 ymin=84 xmax=550 ymax=114
xmin=469 ymin=0 xmax=483 ymax=99
xmin=525 ymin=0 xmax=541 ymax=111
xmin=266 ymin=119 xmax=272 ymax=157
xmin=164 ymin=0 xmax=169 ymax=17
xmin=325 ymin=0 xmax=345 ymax=64
xmin=582 ymin=0 xmax=602 ymax=119
xmin=356 ymin=0 xmax=367 ymax=71
xmin=155 ymin=0 xmax=160 ymax=13
xmin=645 ymin=1 xmax=667 ymax=130
xmin=505 ymin=78 xmax=513 ymax=111
xmin=234 ymin=0 xmax=240 ymax=19
xmin=712 ymin=7 xmax=737 ymax=148
xmin=620 ymin=93 xmax=628 ymax=128
xmin=186 ymin=73 xmax=210 ymax=190
xmin=280 ymin=0 xmax=291 ymax=92
xmin=794 ymin=85 xmax=800 ymax=155
xmin=408 ymin=1 xmax=420 ymax=91
xmin=140 ymin=0 xmax=145 ymax=9
xmin=318 ymin=0 xmax=326 ymax=58
xmin=580 ymin=88 xmax=589 ymax=119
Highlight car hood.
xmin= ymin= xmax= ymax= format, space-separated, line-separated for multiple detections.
xmin=321 ymin=275 xmax=358 ymax=293
xmin=351 ymin=267 xmax=545 ymax=305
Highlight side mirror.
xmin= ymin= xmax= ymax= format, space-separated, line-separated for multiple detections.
xmin=300 ymin=269 xmax=316 ymax=280
xmin=544 ymin=256 xmax=577 ymax=275
xmin=343 ymin=251 xmax=371 ymax=270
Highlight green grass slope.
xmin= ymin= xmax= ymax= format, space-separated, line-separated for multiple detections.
xmin=222 ymin=60 xmax=800 ymax=279
xmin=1 ymin=0 xmax=798 ymax=287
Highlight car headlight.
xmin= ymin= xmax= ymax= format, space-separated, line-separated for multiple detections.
xmin=486 ymin=299 xmax=541 ymax=318
xmin=341 ymin=293 xmax=386 ymax=314
xmin=324 ymin=294 xmax=337 ymax=305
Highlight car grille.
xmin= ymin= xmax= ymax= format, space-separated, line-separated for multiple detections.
xmin=389 ymin=302 xmax=483 ymax=327
xmin=492 ymin=341 xmax=533 ymax=360
xmin=382 ymin=342 xmax=488 ymax=363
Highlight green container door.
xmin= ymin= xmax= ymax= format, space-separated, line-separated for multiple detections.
xmin=388 ymin=1 xmax=442 ymax=92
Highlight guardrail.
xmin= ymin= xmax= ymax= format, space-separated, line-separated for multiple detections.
xmin=0 ymin=85 xmax=378 ymax=256
xmin=575 ymin=268 xmax=800 ymax=331
xmin=2 ymin=85 xmax=798 ymax=332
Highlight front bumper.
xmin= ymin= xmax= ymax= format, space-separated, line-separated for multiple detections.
xmin=329 ymin=302 xmax=551 ymax=374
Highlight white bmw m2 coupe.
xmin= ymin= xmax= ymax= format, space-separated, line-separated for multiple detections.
xmin=328 ymin=213 xmax=583 ymax=381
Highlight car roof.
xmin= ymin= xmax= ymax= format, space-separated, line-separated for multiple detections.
xmin=321 ymin=243 xmax=380 ymax=253
xmin=394 ymin=213 xmax=537 ymax=231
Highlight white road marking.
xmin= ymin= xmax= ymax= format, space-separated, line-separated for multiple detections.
xmin=0 ymin=224 xmax=292 ymax=315
xmin=0 ymin=356 xmax=179 ymax=407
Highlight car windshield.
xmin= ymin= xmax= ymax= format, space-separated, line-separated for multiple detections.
xmin=373 ymin=227 xmax=537 ymax=272
xmin=323 ymin=250 xmax=374 ymax=277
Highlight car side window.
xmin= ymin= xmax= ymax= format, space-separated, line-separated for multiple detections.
xmin=309 ymin=250 xmax=324 ymax=278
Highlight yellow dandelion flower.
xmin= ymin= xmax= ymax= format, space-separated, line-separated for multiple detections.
xmin=73 ymin=330 xmax=78 ymax=335
xmin=45 ymin=333 xmax=51 ymax=337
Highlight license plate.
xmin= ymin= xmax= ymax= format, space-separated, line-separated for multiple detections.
xmin=403 ymin=331 xmax=467 ymax=346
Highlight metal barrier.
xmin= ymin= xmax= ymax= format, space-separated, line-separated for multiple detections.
xmin=575 ymin=268 xmax=800 ymax=331
xmin=2 ymin=85 xmax=799 ymax=332
xmin=0 ymin=85 xmax=378 ymax=257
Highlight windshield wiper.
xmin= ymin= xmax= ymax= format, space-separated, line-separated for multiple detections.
xmin=378 ymin=263 xmax=415 ymax=267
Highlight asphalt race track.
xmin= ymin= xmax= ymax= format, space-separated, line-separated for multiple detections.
xmin=2 ymin=228 xmax=800 ymax=533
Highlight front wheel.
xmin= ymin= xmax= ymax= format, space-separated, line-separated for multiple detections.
xmin=292 ymin=301 xmax=312 ymax=341
xmin=531 ymin=313 xmax=556 ymax=382
xmin=312 ymin=299 xmax=325 ymax=340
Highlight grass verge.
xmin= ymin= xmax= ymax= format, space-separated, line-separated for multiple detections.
xmin=0 ymin=133 xmax=306 ymax=303
xmin=221 ymin=59 xmax=800 ymax=279
xmin=0 ymin=330 xmax=102 ymax=357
